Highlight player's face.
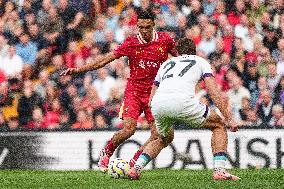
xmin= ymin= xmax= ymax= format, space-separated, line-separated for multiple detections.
xmin=137 ymin=19 xmax=155 ymax=42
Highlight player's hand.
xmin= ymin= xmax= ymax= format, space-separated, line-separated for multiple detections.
xmin=227 ymin=119 xmax=238 ymax=132
xmin=60 ymin=68 xmax=78 ymax=76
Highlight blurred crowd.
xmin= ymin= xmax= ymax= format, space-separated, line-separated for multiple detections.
xmin=0 ymin=0 xmax=284 ymax=131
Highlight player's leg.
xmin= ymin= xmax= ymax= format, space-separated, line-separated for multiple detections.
xmin=128 ymin=117 xmax=174 ymax=180
xmin=98 ymin=117 xmax=137 ymax=172
xmin=98 ymin=97 xmax=141 ymax=173
xmin=128 ymin=129 xmax=174 ymax=180
xmin=129 ymin=104 xmax=159 ymax=167
xmin=203 ymin=109 xmax=240 ymax=180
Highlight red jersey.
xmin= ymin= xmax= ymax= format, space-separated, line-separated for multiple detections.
xmin=113 ymin=31 xmax=176 ymax=95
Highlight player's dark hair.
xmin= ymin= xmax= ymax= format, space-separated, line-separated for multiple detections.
xmin=138 ymin=11 xmax=155 ymax=21
xmin=176 ymin=38 xmax=196 ymax=55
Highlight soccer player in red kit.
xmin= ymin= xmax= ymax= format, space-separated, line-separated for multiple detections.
xmin=61 ymin=11 xmax=177 ymax=173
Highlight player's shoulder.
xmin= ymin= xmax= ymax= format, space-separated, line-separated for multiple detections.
xmin=123 ymin=35 xmax=140 ymax=45
xmin=156 ymin=31 xmax=174 ymax=41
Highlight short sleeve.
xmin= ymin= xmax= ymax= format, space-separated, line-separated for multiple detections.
xmin=113 ymin=37 xmax=133 ymax=59
xmin=200 ymin=59 xmax=214 ymax=78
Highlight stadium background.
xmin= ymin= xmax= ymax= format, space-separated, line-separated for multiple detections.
xmin=0 ymin=0 xmax=284 ymax=171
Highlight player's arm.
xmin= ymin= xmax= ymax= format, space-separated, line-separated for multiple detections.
xmin=204 ymin=76 xmax=238 ymax=131
xmin=148 ymin=83 xmax=159 ymax=107
xmin=148 ymin=67 xmax=162 ymax=107
xmin=60 ymin=52 xmax=116 ymax=75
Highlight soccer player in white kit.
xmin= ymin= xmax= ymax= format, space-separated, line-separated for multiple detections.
xmin=128 ymin=38 xmax=240 ymax=181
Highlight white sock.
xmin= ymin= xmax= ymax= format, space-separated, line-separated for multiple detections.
xmin=213 ymin=155 xmax=226 ymax=172
xmin=134 ymin=153 xmax=151 ymax=173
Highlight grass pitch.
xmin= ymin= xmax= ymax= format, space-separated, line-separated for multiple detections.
xmin=0 ymin=169 xmax=283 ymax=189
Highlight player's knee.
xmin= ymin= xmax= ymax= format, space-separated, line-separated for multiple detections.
xmin=150 ymin=131 xmax=159 ymax=141
xmin=124 ymin=126 xmax=136 ymax=138
xmin=163 ymin=129 xmax=174 ymax=147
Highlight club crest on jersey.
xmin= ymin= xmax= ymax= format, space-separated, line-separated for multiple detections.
xmin=158 ymin=47 xmax=164 ymax=55
xmin=136 ymin=48 xmax=143 ymax=55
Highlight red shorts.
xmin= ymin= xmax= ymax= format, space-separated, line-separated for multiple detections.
xmin=119 ymin=92 xmax=154 ymax=123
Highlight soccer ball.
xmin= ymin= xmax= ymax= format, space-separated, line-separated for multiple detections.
xmin=108 ymin=158 xmax=130 ymax=179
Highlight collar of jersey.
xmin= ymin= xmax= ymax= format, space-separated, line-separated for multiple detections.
xmin=137 ymin=30 xmax=158 ymax=44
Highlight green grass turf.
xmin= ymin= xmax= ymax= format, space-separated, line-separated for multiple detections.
xmin=0 ymin=169 xmax=283 ymax=189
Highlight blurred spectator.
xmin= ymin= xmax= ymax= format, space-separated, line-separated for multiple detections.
xmin=50 ymin=54 xmax=66 ymax=83
xmin=82 ymin=86 xmax=104 ymax=114
xmin=44 ymin=98 xmax=62 ymax=129
xmin=257 ymin=47 xmax=272 ymax=77
xmin=7 ymin=116 xmax=20 ymax=131
xmin=234 ymin=14 xmax=249 ymax=45
xmin=221 ymin=24 xmax=234 ymax=54
xmin=186 ymin=0 xmax=202 ymax=28
xmin=226 ymin=0 xmax=244 ymax=26
xmin=43 ymin=83 xmax=59 ymax=111
xmin=227 ymin=74 xmax=251 ymax=121
xmin=17 ymin=80 xmax=43 ymax=126
xmin=34 ymin=70 xmax=55 ymax=99
xmin=0 ymin=110 xmax=7 ymax=131
xmin=58 ymin=0 xmax=83 ymax=41
xmin=256 ymin=89 xmax=277 ymax=125
xmin=272 ymin=38 xmax=284 ymax=75
xmin=28 ymin=24 xmax=48 ymax=59
xmin=64 ymin=40 xmax=82 ymax=68
xmin=93 ymin=16 xmax=107 ymax=44
xmin=71 ymin=109 xmax=94 ymax=130
xmin=239 ymin=97 xmax=258 ymax=127
xmin=25 ymin=107 xmax=47 ymax=130
xmin=0 ymin=45 xmax=23 ymax=78
xmin=16 ymin=33 xmax=38 ymax=65
xmin=94 ymin=113 xmax=109 ymax=129
xmin=175 ymin=15 xmax=187 ymax=39
xmin=263 ymin=25 xmax=279 ymax=54
xmin=197 ymin=24 xmax=216 ymax=57
xmin=105 ymin=86 xmax=124 ymax=122
xmin=202 ymin=0 xmax=216 ymax=17
xmin=23 ymin=11 xmax=37 ymax=30
xmin=275 ymin=76 xmax=284 ymax=105
xmin=242 ymin=59 xmax=260 ymax=106
xmin=37 ymin=0 xmax=52 ymax=27
xmin=0 ymin=34 xmax=9 ymax=57
xmin=246 ymin=0 xmax=267 ymax=24
xmin=267 ymin=61 xmax=281 ymax=93
xmin=186 ymin=25 xmax=201 ymax=45
xmin=105 ymin=6 xmax=119 ymax=31
xmin=269 ymin=104 xmax=284 ymax=127
xmin=41 ymin=7 xmax=66 ymax=53
xmin=0 ymin=81 xmax=20 ymax=122
xmin=93 ymin=68 xmax=115 ymax=102
xmin=162 ymin=2 xmax=182 ymax=28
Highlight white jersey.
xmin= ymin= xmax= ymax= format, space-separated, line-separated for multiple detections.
xmin=154 ymin=55 xmax=213 ymax=98
xmin=151 ymin=55 xmax=213 ymax=136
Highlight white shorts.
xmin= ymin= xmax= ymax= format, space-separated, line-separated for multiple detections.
xmin=151 ymin=96 xmax=210 ymax=137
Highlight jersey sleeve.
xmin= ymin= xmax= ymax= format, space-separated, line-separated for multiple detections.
xmin=113 ymin=37 xmax=133 ymax=58
xmin=200 ymin=59 xmax=214 ymax=78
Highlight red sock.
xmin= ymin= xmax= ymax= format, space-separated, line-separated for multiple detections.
xmin=129 ymin=150 xmax=143 ymax=167
xmin=104 ymin=139 xmax=116 ymax=156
